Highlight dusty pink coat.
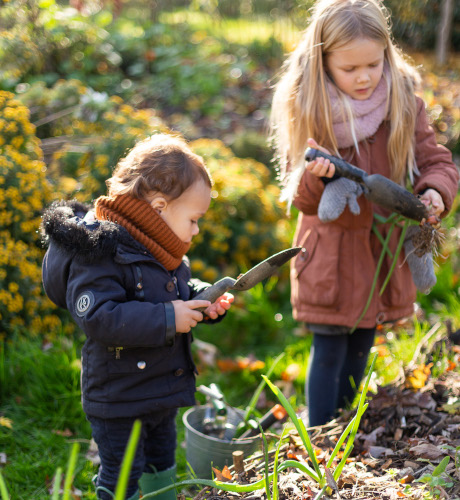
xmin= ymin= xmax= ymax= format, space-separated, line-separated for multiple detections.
xmin=291 ymin=97 xmax=459 ymax=328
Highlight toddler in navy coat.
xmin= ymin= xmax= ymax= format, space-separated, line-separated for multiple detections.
xmin=41 ymin=134 xmax=233 ymax=499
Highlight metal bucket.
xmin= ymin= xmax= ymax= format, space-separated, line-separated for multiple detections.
xmin=182 ymin=406 xmax=260 ymax=479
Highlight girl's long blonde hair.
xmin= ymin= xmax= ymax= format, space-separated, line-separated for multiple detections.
xmin=270 ymin=0 xmax=420 ymax=203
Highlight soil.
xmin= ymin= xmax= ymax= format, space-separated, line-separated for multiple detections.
xmin=192 ymin=336 xmax=460 ymax=500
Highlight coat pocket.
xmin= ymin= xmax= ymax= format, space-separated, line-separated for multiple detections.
xmin=293 ymin=226 xmax=342 ymax=307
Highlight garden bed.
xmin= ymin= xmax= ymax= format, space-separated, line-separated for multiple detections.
xmin=192 ymin=368 xmax=460 ymax=500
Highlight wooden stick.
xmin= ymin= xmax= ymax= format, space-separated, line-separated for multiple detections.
xmin=232 ymin=450 xmax=245 ymax=474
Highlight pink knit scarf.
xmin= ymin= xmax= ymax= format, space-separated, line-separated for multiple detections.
xmin=328 ymin=72 xmax=389 ymax=148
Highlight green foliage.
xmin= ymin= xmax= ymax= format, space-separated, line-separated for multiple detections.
xmin=189 ymin=139 xmax=291 ymax=281
xmin=263 ymin=353 xmax=376 ymax=492
xmin=0 ymin=334 xmax=93 ymax=499
xmin=230 ymin=129 xmax=275 ymax=167
xmin=18 ymin=79 xmax=167 ymax=201
xmin=246 ymin=35 xmax=285 ymax=69
xmin=416 ymin=456 xmax=454 ymax=498
xmin=0 ymin=0 xmax=122 ymax=90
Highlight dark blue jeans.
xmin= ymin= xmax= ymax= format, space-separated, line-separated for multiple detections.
xmin=306 ymin=328 xmax=375 ymax=427
xmin=88 ymin=409 xmax=177 ymax=499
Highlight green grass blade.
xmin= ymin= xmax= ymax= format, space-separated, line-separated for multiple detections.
xmin=333 ymin=353 xmax=376 ymax=481
xmin=379 ymin=219 xmax=408 ymax=295
xmin=332 ymin=444 xmax=354 ymax=479
xmin=352 ymin=225 xmax=394 ymax=332
xmin=141 ymin=477 xmax=269 ymax=497
xmin=0 ymin=471 xmax=9 ymax=500
xmin=142 ymin=459 xmax=327 ymax=499
xmin=326 ymin=404 xmax=368 ymax=468
xmin=242 ymin=352 xmax=285 ymax=423
xmin=272 ymin=430 xmax=288 ymax=500
xmin=372 ymin=225 xmax=393 ymax=258
xmin=260 ymin=425 xmax=271 ymax=500
xmin=262 ymin=375 xmax=322 ymax=483
xmin=313 ymin=485 xmax=328 ymax=500
xmin=278 ymin=460 xmax=319 ymax=482
xmin=51 ymin=467 xmax=62 ymax=500
xmin=114 ymin=419 xmax=142 ymax=500
xmin=62 ymin=442 xmax=80 ymax=500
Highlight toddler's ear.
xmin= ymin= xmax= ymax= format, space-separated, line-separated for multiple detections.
xmin=149 ymin=195 xmax=168 ymax=213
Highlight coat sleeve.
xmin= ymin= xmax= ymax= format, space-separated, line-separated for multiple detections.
xmin=292 ymin=170 xmax=326 ymax=215
xmin=412 ymin=97 xmax=459 ymax=216
xmin=66 ymin=259 xmax=173 ymax=348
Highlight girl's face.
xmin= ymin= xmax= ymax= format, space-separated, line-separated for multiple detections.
xmin=150 ymin=180 xmax=211 ymax=244
xmin=325 ymin=38 xmax=385 ymax=100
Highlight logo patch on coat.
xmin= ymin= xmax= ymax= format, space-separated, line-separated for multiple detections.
xmin=75 ymin=291 xmax=95 ymax=317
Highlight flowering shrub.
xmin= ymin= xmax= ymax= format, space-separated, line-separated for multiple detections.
xmin=18 ymin=79 xmax=168 ymax=201
xmin=0 ymin=91 xmax=65 ymax=337
xmin=188 ymin=138 xmax=292 ymax=283
xmin=6 ymin=82 xmax=292 ymax=337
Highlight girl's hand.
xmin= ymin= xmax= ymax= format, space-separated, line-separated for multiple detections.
xmin=305 ymin=138 xmax=336 ymax=178
xmin=172 ymin=300 xmax=210 ymax=333
xmin=203 ymin=293 xmax=234 ymax=320
xmin=420 ymin=189 xmax=444 ymax=216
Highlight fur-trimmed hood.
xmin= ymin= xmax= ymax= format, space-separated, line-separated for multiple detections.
xmin=41 ymin=199 xmax=146 ymax=262
xmin=41 ymin=199 xmax=146 ymax=309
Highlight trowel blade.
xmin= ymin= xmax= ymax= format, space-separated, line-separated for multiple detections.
xmin=231 ymin=247 xmax=301 ymax=291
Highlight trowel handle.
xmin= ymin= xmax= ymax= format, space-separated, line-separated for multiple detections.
xmin=305 ymin=147 xmax=367 ymax=184
xmin=194 ymin=277 xmax=236 ymax=311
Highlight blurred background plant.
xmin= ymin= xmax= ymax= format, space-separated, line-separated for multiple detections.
xmin=0 ymin=91 xmax=67 ymax=339
xmin=0 ymin=0 xmax=458 ymax=497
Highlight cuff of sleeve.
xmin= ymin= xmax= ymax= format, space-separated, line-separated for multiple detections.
xmin=164 ymin=302 xmax=176 ymax=347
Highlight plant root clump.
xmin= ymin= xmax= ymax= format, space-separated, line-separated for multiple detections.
xmin=410 ymin=221 xmax=444 ymax=257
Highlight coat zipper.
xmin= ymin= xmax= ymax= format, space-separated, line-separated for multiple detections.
xmin=108 ymin=346 xmax=124 ymax=359
xmin=172 ymin=275 xmax=180 ymax=297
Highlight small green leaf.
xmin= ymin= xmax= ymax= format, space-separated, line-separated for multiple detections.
xmin=432 ymin=456 xmax=450 ymax=477
xmin=0 ymin=471 xmax=9 ymax=500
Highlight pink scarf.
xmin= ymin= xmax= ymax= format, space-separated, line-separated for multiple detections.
xmin=328 ymin=72 xmax=389 ymax=148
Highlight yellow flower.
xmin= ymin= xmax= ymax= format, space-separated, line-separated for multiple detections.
xmin=202 ymin=268 xmax=218 ymax=283
xmin=191 ymin=259 xmax=205 ymax=272
xmin=0 ymin=417 xmax=13 ymax=429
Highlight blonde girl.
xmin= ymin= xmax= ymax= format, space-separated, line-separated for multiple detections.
xmin=270 ymin=0 xmax=458 ymax=426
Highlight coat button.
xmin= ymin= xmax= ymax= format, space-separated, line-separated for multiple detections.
xmin=174 ymin=368 xmax=184 ymax=377
xmin=137 ymin=361 xmax=146 ymax=370
xmin=166 ymin=281 xmax=175 ymax=292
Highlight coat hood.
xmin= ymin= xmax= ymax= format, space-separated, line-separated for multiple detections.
xmin=41 ymin=199 xmax=145 ymax=309
xmin=40 ymin=199 xmax=144 ymax=262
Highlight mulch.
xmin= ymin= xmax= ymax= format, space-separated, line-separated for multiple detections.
xmin=192 ymin=327 xmax=460 ymax=500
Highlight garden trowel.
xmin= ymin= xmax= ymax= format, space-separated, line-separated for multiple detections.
xmin=194 ymin=246 xmax=301 ymax=308
xmin=305 ymin=147 xmax=429 ymax=222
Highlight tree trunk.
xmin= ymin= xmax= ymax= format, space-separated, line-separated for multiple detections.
xmin=435 ymin=0 xmax=454 ymax=66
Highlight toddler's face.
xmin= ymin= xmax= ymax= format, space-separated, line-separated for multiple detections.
xmin=325 ymin=38 xmax=385 ymax=101
xmin=153 ymin=180 xmax=211 ymax=243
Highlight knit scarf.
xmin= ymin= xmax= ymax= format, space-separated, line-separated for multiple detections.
xmin=94 ymin=194 xmax=190 ymax=270
xmin=328 ymin=70 xmax=389 ymax=148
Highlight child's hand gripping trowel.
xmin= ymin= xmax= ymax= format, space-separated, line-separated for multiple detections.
xmin=193 ymin=247 xmax=301 ymax=309
xmin=305 ymin=147 xmax=429 ymax=222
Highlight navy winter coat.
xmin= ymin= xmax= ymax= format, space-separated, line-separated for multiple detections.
xmin=41 ymin=200 xmax=210 ymax=419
